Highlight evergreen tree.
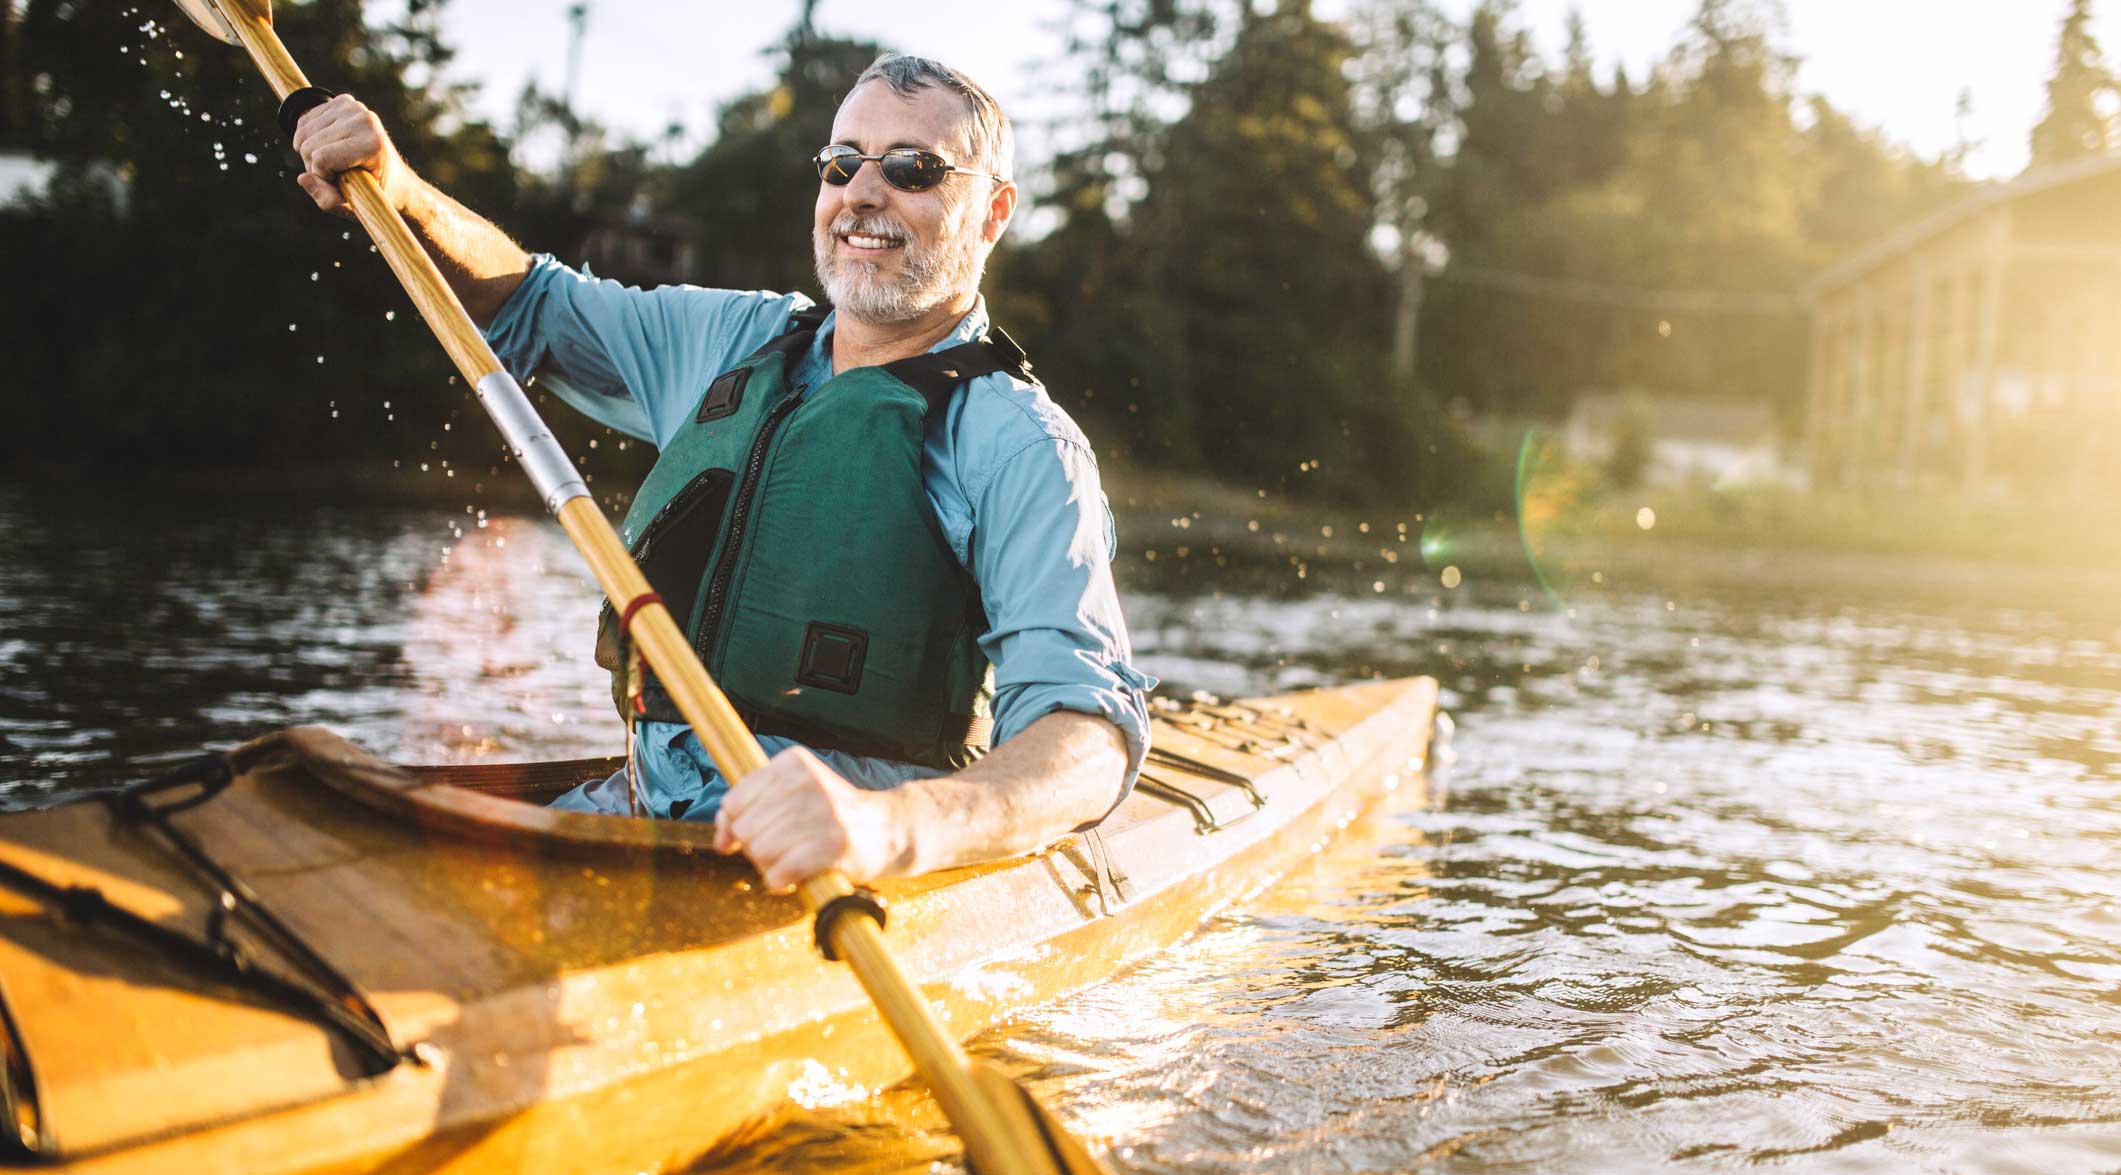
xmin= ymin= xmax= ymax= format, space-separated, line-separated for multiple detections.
xmin=1124 ymin=0 xmax=1398 ymax=495
xmin=994 ymin=0 xmax=1222 ymax=461
xmin=2030 ymin=0 xmax=2117 ymax=168
xmin=669 ymin=19 xmax=886 ymax=296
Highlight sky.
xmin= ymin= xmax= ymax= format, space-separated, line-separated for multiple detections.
xmin=427 ymin=0 xmax=2111 ymax=182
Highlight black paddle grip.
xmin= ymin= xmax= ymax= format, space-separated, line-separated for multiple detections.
xmin=277 ymin=86 xmax=340 ymax=139
xmin=812 ymin=889 xmax=888 ymax=962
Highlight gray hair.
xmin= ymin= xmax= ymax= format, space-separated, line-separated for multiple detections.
xmin=852 ymin=53 xmax=1014 ymax=182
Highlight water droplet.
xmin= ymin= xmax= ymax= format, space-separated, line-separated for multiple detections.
xmin=242 ymin=153 xmax=257 ymax=164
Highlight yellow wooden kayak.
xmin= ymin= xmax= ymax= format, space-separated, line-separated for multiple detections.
xmin=0 ymin=677 xmax=1437 ymax=1174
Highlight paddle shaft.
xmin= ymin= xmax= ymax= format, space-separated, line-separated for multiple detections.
xmin=201 ymin=4 xmax=1092 ymax=1172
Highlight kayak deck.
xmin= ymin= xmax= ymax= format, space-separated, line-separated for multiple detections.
xmin=0 ymin=677 xmax=1437 ymax=1174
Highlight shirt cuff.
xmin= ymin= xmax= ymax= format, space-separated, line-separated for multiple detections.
xmin=480 ymin=252 xmax=569 ymax=377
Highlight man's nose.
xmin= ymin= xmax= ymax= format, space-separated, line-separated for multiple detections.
xmin=840 ymin=158 xmax=892 ymax=211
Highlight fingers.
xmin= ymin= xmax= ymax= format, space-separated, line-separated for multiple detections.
xmin=295 ymin=171 xmax=346 ymax=216
xmin=714 ymin=749 xmax=868 ymax=890
xmin=290 ymin=95 xmax=392 ymax=215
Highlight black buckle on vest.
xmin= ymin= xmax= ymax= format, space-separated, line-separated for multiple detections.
xmin=795 ymin=622 xmax=868 ymax=694
xmin=697 ymin=369 xmax=749 ymax=422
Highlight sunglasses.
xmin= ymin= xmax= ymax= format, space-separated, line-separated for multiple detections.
xmin=812 ymin=144 xmax=1008 ymax=192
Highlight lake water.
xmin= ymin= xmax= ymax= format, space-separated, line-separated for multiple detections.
xmin=1 ymin=479 xmax=2116 ymax=1173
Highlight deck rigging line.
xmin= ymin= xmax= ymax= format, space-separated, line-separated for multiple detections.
xmin=0 ymin=754 xmax=408 ymax=1159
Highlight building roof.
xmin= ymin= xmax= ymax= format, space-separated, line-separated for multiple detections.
xmin=1805 ymin=151 xmax=2121 ymax=299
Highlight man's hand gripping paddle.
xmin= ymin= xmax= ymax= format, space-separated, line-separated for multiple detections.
xmin=167 ymin=2 xmax=1109 ymax=1172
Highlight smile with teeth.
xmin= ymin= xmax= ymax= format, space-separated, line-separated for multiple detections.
xmin=842 ymin=232 xmax=903 ymax=251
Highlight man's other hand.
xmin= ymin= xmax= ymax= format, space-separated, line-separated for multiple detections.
xmin=714 ymin=747 xmax=915 ymax=890
xmin=291 ymin=94 xmax=413 ymax=217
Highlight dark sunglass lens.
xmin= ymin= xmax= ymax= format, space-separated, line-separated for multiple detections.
xmin=816 ymin=147 xmax=858 ymax=185
xmin=883 ymin=150 xmax=949 ymax=191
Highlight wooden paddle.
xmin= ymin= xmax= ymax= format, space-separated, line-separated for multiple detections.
xmin=167 ymin=2 xmax=1109 ymax=1171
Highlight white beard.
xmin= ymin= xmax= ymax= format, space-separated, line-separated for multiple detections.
xmin=813 ymin=206 xmax=986 ymax=324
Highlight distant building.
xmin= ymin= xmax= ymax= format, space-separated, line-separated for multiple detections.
xmin=0 ymin=150 xmax=129 ymax=214
xmin=1805 ymin=155 xmax=2121 ymax=496
xmin=1565 ymin=392 xmax=1786 ymax=489
xmin=0 ymin=150 xmax=53 ymax=206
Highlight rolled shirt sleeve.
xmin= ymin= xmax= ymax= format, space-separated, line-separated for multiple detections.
xmin=971 ymin=434 xmax=1157 ymax=809
xmin=482 ymin=253 xmax=808 ymax=447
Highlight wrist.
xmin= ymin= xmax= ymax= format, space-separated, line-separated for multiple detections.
xmin=880 ymin=782 xmax=931 ymax=878
xmin=391 ymin=168 xmax=433 ymax=219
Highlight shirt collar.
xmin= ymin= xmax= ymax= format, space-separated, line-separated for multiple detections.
xmin=814 ymin=295 xmax=991 ymax=358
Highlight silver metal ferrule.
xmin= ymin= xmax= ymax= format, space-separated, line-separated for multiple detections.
xmin=474 ymin=370 xmax=590 ymax=514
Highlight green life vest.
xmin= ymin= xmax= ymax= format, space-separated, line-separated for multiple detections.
xmin=596 ymin=305 xmax=1033 ymax=770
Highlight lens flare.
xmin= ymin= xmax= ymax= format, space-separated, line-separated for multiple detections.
xmin=1513 ymin=427 xmax=1604 ymax=607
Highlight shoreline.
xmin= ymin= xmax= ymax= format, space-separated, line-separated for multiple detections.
xmin=10 ymin=459 xmax=2117 ymax=586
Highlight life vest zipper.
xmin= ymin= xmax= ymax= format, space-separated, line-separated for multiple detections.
xmin=627 ymin=466 xmax=718 ymax=559
xmin=695 ymin=388 xmax=802 ymax=665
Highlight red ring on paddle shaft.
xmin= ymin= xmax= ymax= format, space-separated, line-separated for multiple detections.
xmin=617 ymin=591 xmax=665 ymax=635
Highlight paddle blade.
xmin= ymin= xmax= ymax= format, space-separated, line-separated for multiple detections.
xmin=966 ymin=1061 xmax=1111 ymax=1175
xmin=170 ymin=0 xmax=249 ymax=44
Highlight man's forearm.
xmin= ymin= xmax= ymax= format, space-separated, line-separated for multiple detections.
xmin=397 ymin=176 xmax=532 ymax=327
xmin=892 ymin=711 xmax=1130 ymax=876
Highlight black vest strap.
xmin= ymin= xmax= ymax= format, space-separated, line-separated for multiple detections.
xmin=742 ymin=303 xmax=831 ymax=365
xmin=883 ymin=327 xmax=1036 ymax=414
xmin=733 ymin=309 xmax=1030 ymax=416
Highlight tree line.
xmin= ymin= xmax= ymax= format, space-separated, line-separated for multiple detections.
xmin=2 ymin=0 xmax=2114 ymax=508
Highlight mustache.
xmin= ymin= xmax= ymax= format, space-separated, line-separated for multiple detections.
xmin=827 ymin=213 xmax=912 ymax=244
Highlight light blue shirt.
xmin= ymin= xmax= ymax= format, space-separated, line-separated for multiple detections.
xmin=483 ymin=255 xmax=1154 ymax=822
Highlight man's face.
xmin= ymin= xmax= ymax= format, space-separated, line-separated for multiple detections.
xmin=812 ymin=81 xmax=1003 ymax=325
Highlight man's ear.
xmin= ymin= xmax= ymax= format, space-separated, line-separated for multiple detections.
xmin=983 ymin=179 xmax=1019 ymax=245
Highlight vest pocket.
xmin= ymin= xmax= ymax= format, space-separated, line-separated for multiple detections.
xmin=632 ymin=467 xmax=737 ymax=631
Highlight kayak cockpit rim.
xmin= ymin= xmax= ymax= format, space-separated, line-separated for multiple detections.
xmin=260 ymin=690 xmax=1380 ymax=857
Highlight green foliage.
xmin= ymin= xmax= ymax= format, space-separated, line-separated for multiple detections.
xmin=670 ymin=28 xmax=885 ymax=296
xmin=1420 ymin=0 xmax=1963 ymax=428
xmin=0 ymin=0 xmax=1980 ymax=525
xmin=1006 ymin=1 xmax=1435 ymax=506
xmin=0 ymin=0 xmax=514 ymax=470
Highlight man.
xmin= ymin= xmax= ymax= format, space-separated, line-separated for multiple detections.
xmin=290 ymin=55 xmax=1153 ymax=891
